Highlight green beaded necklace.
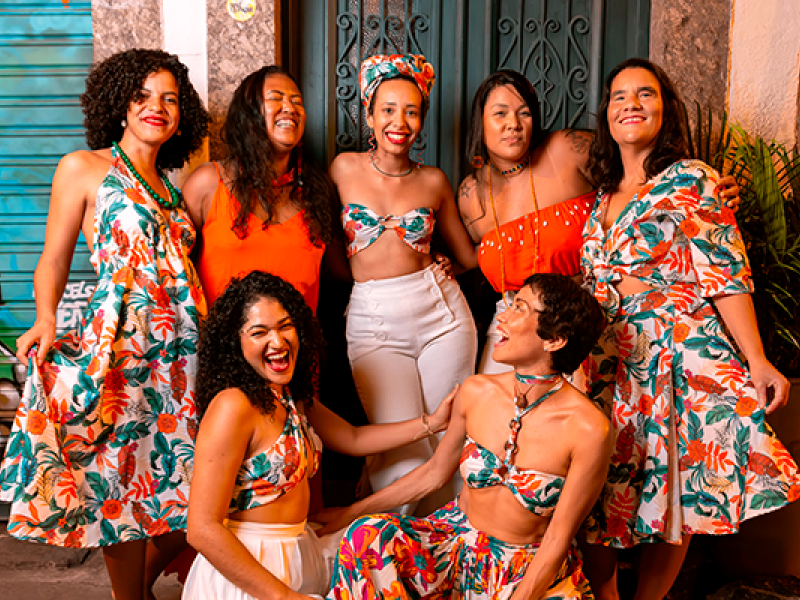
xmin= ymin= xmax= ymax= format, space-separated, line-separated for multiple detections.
xmin=112 ymin=141 xmax=182 ymax=210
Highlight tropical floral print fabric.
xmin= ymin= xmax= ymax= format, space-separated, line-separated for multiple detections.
xmin=0 ymin=150 xmax=206 ymax=548
xmin=230 ymin=393 xmax=322 ymax=513
xmin=581 ymin=159 xmax=800 ymax=548
xmin=328 ymin=501 xmax=594 ymax=599
xmin=341 ymin=203 xmax=434 ymax=258
xmin=358 ymin=53 xmax=435 ymax=109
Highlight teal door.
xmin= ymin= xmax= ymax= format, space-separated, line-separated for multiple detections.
xmin=0 ymin=1 xmax=93 ymax=418
xmin=286 ymin=0 xmax=650 ymax=184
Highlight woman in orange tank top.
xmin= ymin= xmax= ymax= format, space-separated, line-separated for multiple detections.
xmin=456 ymin=70 xmax=740 ymax=375
xmin=183 ymin=66 xmax=347 ymax=312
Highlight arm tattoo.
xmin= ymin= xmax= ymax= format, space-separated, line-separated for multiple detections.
xmin=565 ymin=129 xmax=593 ymax=154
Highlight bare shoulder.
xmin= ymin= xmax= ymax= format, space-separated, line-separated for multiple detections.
xmin=417 ymin=164 xmax=451 ymax=193
xmin=562 ymin=386 xmax=610 ymax=445
xmin=458 ymin=373 xmax=505 ymax=412
xmin=455 ymin=174 xmax=480 ymax=215
xmin=330 ymin=152 xmax=362 ymax=181
xmin=546 ymin=129 xmax=594 ymax=159
xmin=183 ymin=162 xmax=220 ymax=196
xmin=204 ymin=388 xmax=259 ymax=424
xmin=57 ymin=148 xmax=112 ymax=180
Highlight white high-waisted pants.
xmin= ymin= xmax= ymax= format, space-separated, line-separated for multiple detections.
xmin=346 ymin=264 xmax=477 ymax=515
xmin=182 ymin=520 xmax=333 ymax=600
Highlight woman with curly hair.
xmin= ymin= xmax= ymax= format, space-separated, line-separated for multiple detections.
xmin=580 ymin=58 xmax=800 ymax=600
xmin=183 ymin=65 xmax=345 ymax=312
xmin=183 ymin=271 xmax=455 ymax=599
xmin=0 ymin=49 xmax=209 ymax=600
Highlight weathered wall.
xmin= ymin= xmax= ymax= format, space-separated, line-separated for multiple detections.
xmin=650 ymin=0 xmax=732 ymax=137
xmin=91 ymin=0 xmax=162 ymax=64
xmin=728 ymin=0 xmax=800 ymax=146
xmin=206 ymin=0 xmax=279 ymax=159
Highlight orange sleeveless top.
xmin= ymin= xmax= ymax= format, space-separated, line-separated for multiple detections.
xmin=478 ymin=190 xmax=595 ymax=293
xmin=196 ymin=164 xmax=325 ymax=312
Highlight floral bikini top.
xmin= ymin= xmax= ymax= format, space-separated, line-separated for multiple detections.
xmin=341 ymin=203 xmax=435 ymax=258
xmin=460 ymin=437 xmax=565 ymax=517
xmin=229 ymin=394 xmax=322 ymax=513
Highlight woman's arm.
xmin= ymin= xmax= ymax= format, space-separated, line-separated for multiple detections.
xmin=17 ymin=152 xmax=94 ymax=364
xmin=186 ymin=390 xmax=307 ymax=600
xmin=182 ymin=162 xmax=219 ymax=232
xmin=314 ymin=386 xmax=468 ymax=534
xmin=308 ymin=385 xmax=457 ymax=457
xmin=436 ymin=174 xmax=478 ymax=271
xmin=713 ymin=294 xmax=789 ymax=413
xmin=512 ymin=403 xmax=612 ymax=599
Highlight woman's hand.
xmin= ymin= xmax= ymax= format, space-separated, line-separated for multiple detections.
xmin=749 ymin=357 xmax=790 ymax=414
xmin=16 ymin=318 xmax=57 ymax=366
xmin=428 ymin=384 xmax=459 ymax=433
xmin=717 ymin=174 xmax=740 ymax=211
xmin=311 ymin=506 xmax=357 ymax=537
xmin=432 ymin=252 xmax=454 ymax=279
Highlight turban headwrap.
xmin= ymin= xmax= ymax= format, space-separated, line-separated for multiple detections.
xmin=359 ymin=53 xmax=436 ymax=111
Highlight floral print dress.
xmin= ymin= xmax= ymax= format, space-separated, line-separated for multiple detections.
xmin=0 ymin=149 xmax=206 ymax=547
xmin=581 ymin=159 xmax=800 ymax=548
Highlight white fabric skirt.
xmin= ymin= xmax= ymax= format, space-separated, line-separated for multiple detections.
xmin=182 ymin=520 xmax=332 ymax=600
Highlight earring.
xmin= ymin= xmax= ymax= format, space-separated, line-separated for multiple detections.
xmin=413 ymin=146 xmax=425 ymax=165
xmin=472 ymin=155 xmax=484 ymax=169
xmin=175 ymin=128 xmax=182 ymax=136
xmin=295 ymin=145 xmax=304 ymax=187
xmin=121 ymin=119 xmax=127 ymax=128
xmin=368 ymin=133 xmax=376 ymax=152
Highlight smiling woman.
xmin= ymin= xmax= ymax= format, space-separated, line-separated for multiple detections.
xmin=182 ymin=65 xmax=342 ymax=313
xmin=183 ymin=270 xmax=458 ymax=599
xmin=0 ymin=48 xmax=209 ymax=600
xmin=330 ymin=54 xmax=478 ymax=516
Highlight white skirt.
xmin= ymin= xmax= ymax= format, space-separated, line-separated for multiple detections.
xmin=182 ymin=520 xmax=333 ymax=600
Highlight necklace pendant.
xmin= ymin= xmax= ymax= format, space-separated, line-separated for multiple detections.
xmin=514 ymin=391 xmax=528 ymax=409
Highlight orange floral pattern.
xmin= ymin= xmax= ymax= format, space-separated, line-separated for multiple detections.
xmin=0 ymin=151 xmax=206 ymax=548
xmin=582 ymin=160 xmax=800 ymax=548
xmin=329 ymin=502 xmax=593 ymax=599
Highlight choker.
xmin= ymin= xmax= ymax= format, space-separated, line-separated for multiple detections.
xmin=272 ymin=153 xmax=302 ymax=187
xmin=513 ymin=371 xmax=562 ymax=408
xmin=370 ymin=150 xmax=414 ymax=177
xmin=113 ymin=141 xmax=181 ymax=210
xmin=502 ymin=375 xmax=564 ymax=470
xmin=491 ymin=157 xmax=529 ymax=176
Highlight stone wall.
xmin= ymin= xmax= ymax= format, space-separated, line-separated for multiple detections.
xmin=90 ymin=0 xmax=162 ymax=64
xmin=650 ymin=0 xmax=732 ymax=143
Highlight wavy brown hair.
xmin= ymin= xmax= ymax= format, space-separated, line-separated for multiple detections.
xmin=81 ymin=48 xmax=208 ymax=170
xmin=222 ymin=66 xmax=332 ymax=244
xmin=588 ymin=58 xmax=690 ymax=193
xmin=196 ymin=271 xmax=325 ymax=418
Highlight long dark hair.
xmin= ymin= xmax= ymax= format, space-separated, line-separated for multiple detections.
xmin=588 ymin=58 xmax=690 ymax=192
xmin=465 ymin=69 xmax=545 ymax=181
xmin=222 ymin=66 xmax=332 ymax=244
xmin=196 ymin=271 xmax=325 ymax=418
xmin=81 ymin=48 xmax=209 ymax=170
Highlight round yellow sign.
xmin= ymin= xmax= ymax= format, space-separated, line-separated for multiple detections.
xmin=227 ymin=0 xmax=256 ymax=22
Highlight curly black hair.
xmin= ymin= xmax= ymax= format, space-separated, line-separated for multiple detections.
xmin=465 ymin=70 xmax=545 ymax=181
xmin=196 ymin=271 xmax=325 ymax=418
xmin=588 ymin=58 xmax=690 ymax=193
xmin=80 ymin=48 xmax=209 ymax=170
xmin=221 ymin=65 xmax=333 ymax=245
xmin=523 ymin=273 xmax=605 ymax=374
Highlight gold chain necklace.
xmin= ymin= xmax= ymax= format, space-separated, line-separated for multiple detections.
xmin=487 ymin=163 xmax=539 ymax=308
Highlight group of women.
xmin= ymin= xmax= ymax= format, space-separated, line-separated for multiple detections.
xmin=0 ymin=45 xmax=797 ymax=600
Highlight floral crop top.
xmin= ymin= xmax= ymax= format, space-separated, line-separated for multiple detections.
xmin=342 ymin=203 xmax=435 ymax=258
xmin=229 ymin=394 xmax=322 ymax=513
xmin=460 ymin=437 xmax=565 ymax=517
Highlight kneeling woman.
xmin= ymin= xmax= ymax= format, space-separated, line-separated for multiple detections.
xmin=321 ymin=274 xmax=612 ymax=599
xmin=184 ymin=271 xmax=455 ymax=599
